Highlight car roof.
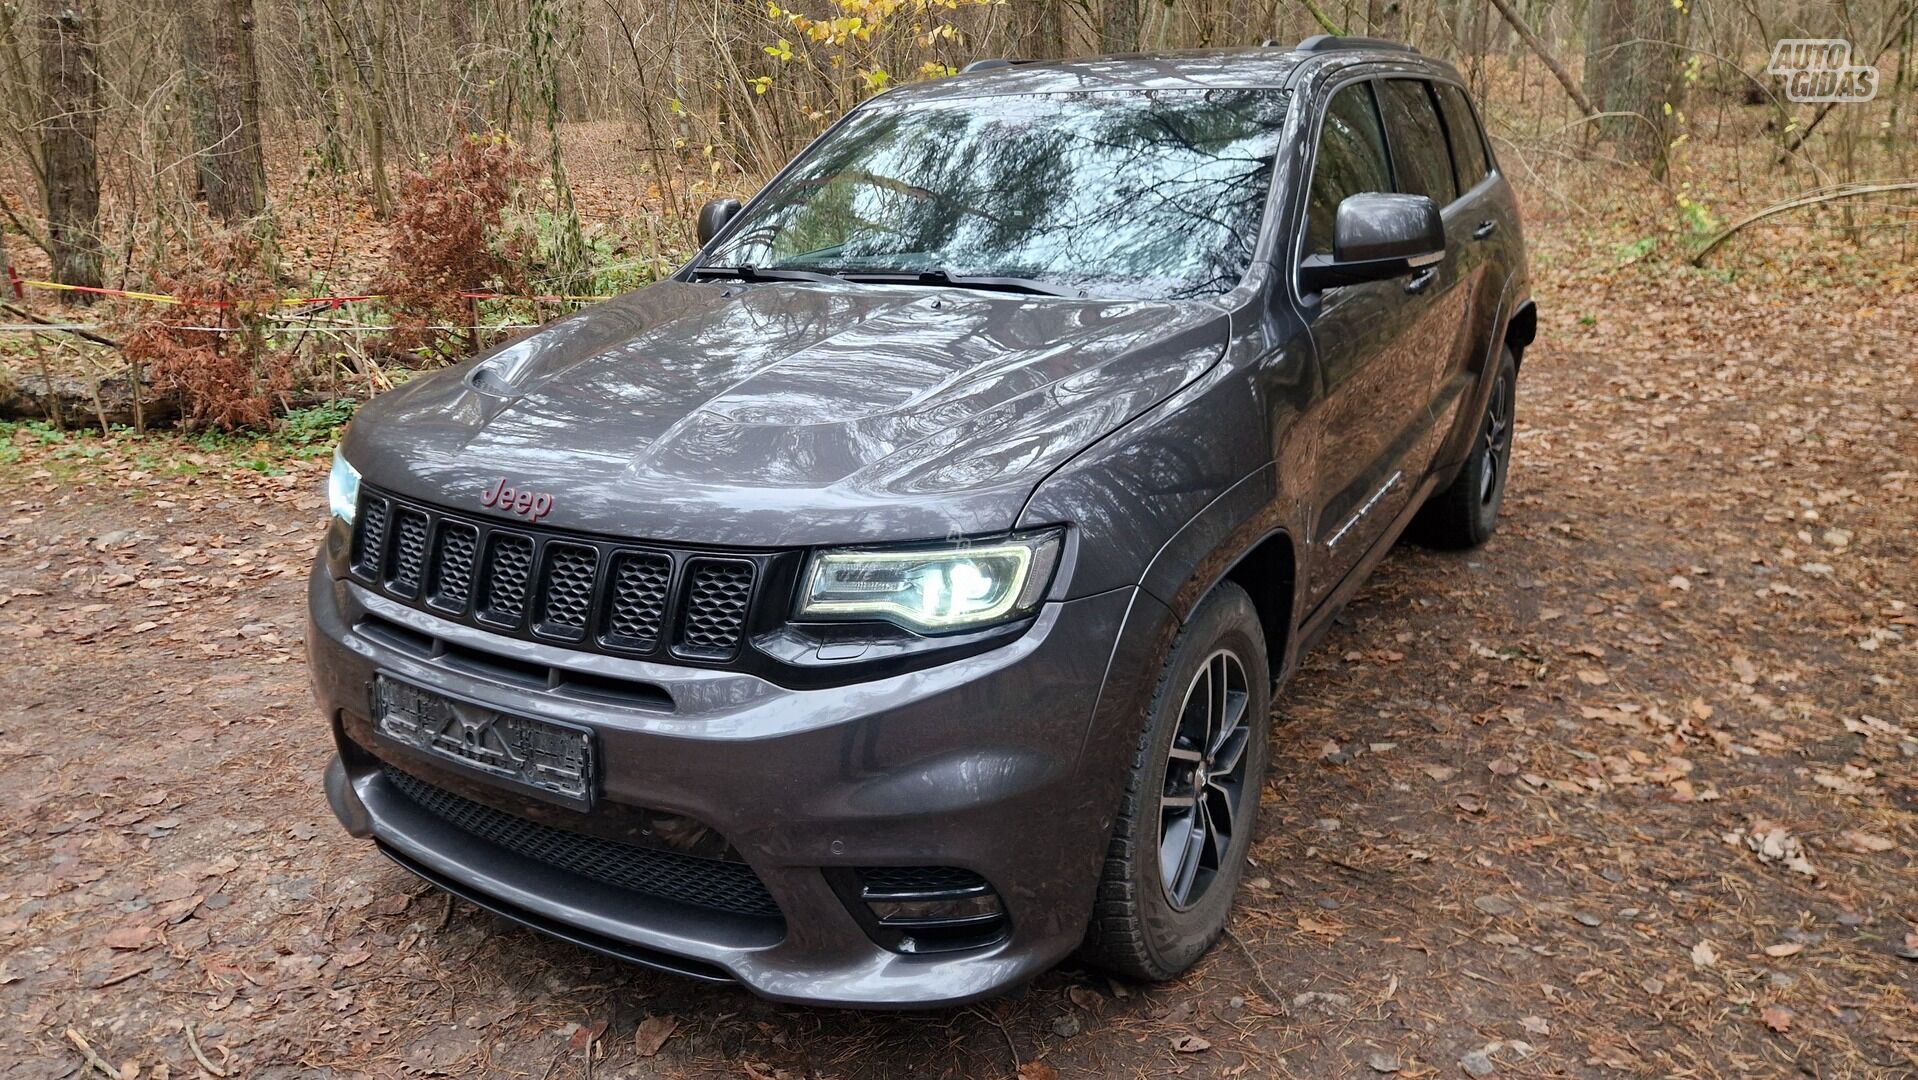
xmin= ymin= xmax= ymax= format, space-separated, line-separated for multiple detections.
xmin=880 ymin=45 xmax=1456 ymax=105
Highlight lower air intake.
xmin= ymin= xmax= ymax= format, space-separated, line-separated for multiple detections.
xmin=383 ymin=764 xmax=781 ymax=920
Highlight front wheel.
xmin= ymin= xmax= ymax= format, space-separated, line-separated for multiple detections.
xmin=1411 ymin=346 xmax=1517 ymax=550
xmin=1081 ymin=582 xmax=1271 ymax=981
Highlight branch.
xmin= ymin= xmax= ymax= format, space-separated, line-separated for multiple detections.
xmin=1298 ymin=0 xmax=1347 ymax=37
xmin=1 ymin=301 xmax=122 ymax=348
xmin=1689 ymin=181 xmax=1918 ymax=265
xmin=0 ymin=196 xmax=49 ymax=256
xmin=1483 ymin=0 xmax=1598 ymax=119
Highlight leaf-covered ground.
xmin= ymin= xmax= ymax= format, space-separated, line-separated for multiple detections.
xmin=1 ymin=209 xmax=1913 ymax=1079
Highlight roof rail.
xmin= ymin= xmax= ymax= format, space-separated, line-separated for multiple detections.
xmin=959 ymin=58 xmax=1041 ymax=74
xmin=1295 ymin=34 xmax=1420 ymax=55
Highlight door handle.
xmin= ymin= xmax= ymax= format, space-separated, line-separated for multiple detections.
xmin=1404 ymin=267 xmax=1437 ymax=294
xmin=1472 ymin=219 xmax=1499 ymax=240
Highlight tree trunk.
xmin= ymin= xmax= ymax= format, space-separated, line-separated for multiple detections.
xmin=1584 ymin=0 xmax=1683 ymax=166
xmin=38 ymin=1 xmax=103 ymax=300
xmin=203 ymin=0 xmax=269 ymax=221
xmin=447 ymin=0 xmax=484 ymax=137
xmin=1365 ymin=0 xmax=1402 ymax=40
xmin=1101 ymin=0 xmax=1140 ymax=53
xmin=1019 ymin=0 xmax=1064 ymax=58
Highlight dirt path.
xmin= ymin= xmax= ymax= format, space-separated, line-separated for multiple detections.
xmin=2 ymin=236 xmax=1913 ymax=1079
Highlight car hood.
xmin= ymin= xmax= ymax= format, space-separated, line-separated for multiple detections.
xmin=345 ymin=280 xmax=1226 ymax=547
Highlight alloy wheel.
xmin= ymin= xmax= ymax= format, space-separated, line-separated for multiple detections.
xmin=1479 ymin=369 xmax=1514 ymax=507
xmin=1158 ymin=650 xmax=1252 ymax=910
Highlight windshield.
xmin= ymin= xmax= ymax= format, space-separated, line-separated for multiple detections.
xmin=701 ymin=89 xmax=1292 ymax=300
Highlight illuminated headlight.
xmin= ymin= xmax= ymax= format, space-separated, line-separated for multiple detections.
xmin=799 ymin=529 xmax=1063 ymax=633
xmin=328 ymin=448 xmax=361 ymax=524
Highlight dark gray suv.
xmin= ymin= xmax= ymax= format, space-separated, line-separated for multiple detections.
xmin=310 ymin=37 xmax=1534 ymax=1007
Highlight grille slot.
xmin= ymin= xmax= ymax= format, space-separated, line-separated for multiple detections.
xmin=676 ymin=559 xmax=755 ymax=659
xmin=476 ymin=531 xmax=535 ymax=628
xmin=534 ymin=543 xmax=599 ymax=641
xmin=387 ymin=508 xmax=430 ymax=598
xmin=352 ymin=495 xmax=390 ymax=577
xmin=345 ymin=487 xmax=765 ymax=668
xmin=426 ymin=521 xmax=479 ymax=613
xmin=383 ymin=764 xmax=780 ymax=919
xmin=604 ymin=551 xmax=673 ymax=650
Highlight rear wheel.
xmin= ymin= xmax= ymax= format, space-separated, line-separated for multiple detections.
xmin=1412 ymin=346 xmax=1517 ymax=550
xmin=1082 ymin=582 xmax=1271 ymax=981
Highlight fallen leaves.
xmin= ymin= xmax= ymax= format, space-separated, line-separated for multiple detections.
xmin=633 ymin=1015 xmax=677 ymax=1058
xmin=1841 ymin=830 xmax=1897 ymax=853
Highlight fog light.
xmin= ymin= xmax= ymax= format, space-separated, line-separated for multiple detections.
xmin=837 ymin=866 xmax=1011 ymax=954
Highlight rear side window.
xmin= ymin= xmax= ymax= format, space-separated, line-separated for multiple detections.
xmin=1378 ymin=79 xmax=1457 ymax=206
xmin=1434 ymin=82 xmax=1491 ymax=192
xmin=1304 ymin=82 xmax=1391 ymax=256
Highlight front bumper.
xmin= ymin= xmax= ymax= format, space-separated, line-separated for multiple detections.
xmin=308 ymin=552 xmax=1172 ymax=1007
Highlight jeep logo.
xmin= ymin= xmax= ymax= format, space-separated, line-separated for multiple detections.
xmin=480 ymin=477 xmax=554 ymax=523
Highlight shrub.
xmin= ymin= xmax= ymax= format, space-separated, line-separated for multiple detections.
xmin=122 ymin=231 xmax=289 ymax=433
xmin=378 ymin=135 xmax=536 ymax=358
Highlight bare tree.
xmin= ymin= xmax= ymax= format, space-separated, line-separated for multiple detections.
xmin=39 ymin=0 xmax=103 ymax=298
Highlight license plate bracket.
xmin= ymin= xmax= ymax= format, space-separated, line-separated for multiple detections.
xmin=372 ymin=674 xmax=596 ymax=810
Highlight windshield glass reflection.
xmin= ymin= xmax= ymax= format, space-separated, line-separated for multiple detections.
xmin=705 ymin=89 xmax=1292 ymax=300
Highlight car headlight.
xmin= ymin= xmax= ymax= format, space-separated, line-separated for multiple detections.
xmin=328 ymin=448 xmax=361 ymax=524
xmin=798 ymin=529 xmax=1063 ymax=633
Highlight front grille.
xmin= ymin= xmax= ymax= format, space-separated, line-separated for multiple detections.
xmin=349 ymin=486 xmax=763 ymax=665
xmin=383 ymin=764 xmax=780 ymax=919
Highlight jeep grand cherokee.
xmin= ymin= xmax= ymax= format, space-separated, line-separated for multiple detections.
xmin=310 ymin=36 xmax=1535 ymax=1007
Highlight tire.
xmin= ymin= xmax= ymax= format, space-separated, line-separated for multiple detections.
xmin=1411 ymin=345 xmax=1517 ymax=550
xmin=1082 ymin=582 xmax=1271 ymax=981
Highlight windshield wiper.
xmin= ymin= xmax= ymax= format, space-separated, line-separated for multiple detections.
xmin=687 ymin=264 xmax=842 ymax=285
xmin=833 ymin=268 xmax=1086 ymax=298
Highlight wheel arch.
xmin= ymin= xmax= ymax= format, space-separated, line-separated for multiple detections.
xmin=1219 ymin=529 xmax=1298 ymax=687
xmin=1504 ymin=298 xmax=1537 ymax=368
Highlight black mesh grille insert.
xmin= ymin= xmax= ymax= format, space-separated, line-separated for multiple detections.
xmin=388 ymin=508 xmax=430 ymax=597
xmin=605 ymin=551 xmax=672 ymax=649
xmin=427 ymin=521 xmax=479 ymax=613
xmin=477 ymin=532 xmax=535 ymax=626
xmin=535 ymin=543 xmax=598 ymax=640
xmin=352 ymin=496 xmax=390 ymax=577
xmin=676 ymin=559 xmax=754 ymax=658
xmin=382 ymin=765 xmax=780 ymax=919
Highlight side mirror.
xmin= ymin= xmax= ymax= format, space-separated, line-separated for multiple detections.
xmin=1299 ymin=192 xmax=1444 ymax=291
xmin=696 ymin=198 xmax=742 ymax=246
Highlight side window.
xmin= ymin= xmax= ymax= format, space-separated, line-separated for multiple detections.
xmin=1435 ymin=83 xmax=1491 ymax=193
xmin=1305 ymin=82 xmax=1391 ymax=256
xmin=1378 ymin=79 xmax=1457 ymax=206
